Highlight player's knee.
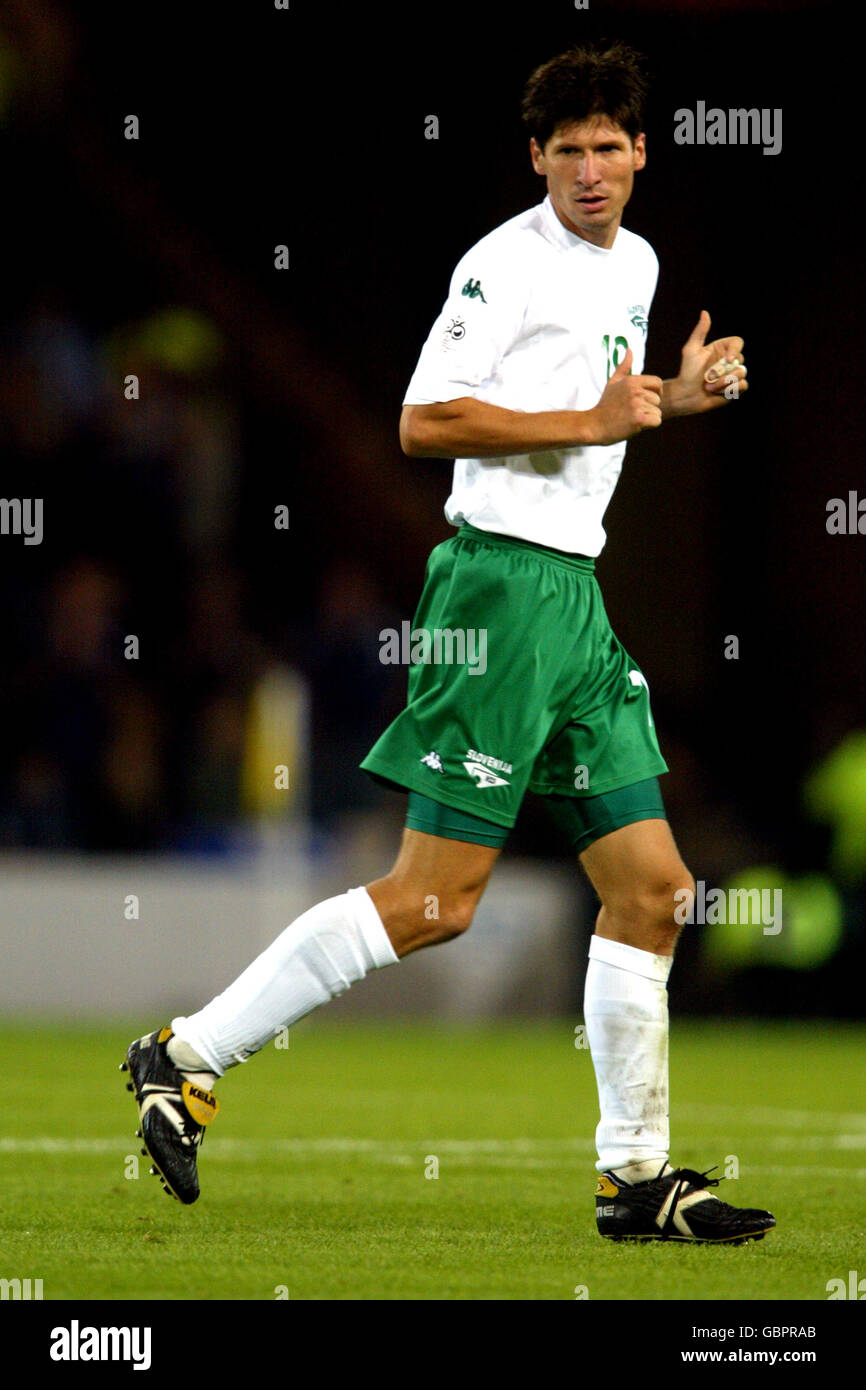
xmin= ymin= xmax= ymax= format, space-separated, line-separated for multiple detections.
xmin=670 ymin=868 xmax=697 ymax=930
xmin=420 ymin=892 xmax=477 ymax=946
xmin=641 ymin=867 xmax=695 ymax=945
xmin=373 ymin=877 xmax=481 ymax=952
xmin=605 ymin=865 xmax=695 ymax=948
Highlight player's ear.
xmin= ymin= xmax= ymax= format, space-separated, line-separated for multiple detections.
xmin=633 ymin=132 xmax=647 ymax=171
xmin=529 ymin=137 xmax=545 ymax=175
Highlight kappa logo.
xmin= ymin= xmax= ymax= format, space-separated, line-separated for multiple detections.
xmin=463 ymin=760 xmax=510 ymax=789
xmin=420 ymin=750 xmax=444 ymax=772
xmin=461 ymin=278 xmax=487 ymax=302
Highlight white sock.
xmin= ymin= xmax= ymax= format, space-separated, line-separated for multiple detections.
xmin=171 ymin=886 xmax=398 ymax=1077
xmin=583 ymin=934 xmax=673 ymax=1174
xmin=166 ymin=1035 xmax=218 ymax=1091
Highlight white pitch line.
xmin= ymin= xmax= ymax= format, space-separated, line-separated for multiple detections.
xmin=678 ymin=1103 xmax=866 ymax=1131
xmin=766 ymin=1134 xmax=866 ymax=1151
xmin=0 ymin=1138 xmax=123 ymax=1154
xmin=0 ymin=1137 xmax=592 ymax=1157
xmin=3 ymin=1135 xmax=866 ymax=1180
xmin=744 ymin=1164 xmax=866 ymax=1181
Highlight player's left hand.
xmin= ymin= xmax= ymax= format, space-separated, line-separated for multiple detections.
xmin=668 ymin=310 xmax=748 ymax=416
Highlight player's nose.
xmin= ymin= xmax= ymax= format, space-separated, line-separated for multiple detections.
xmin=578 ymin=154 xmax=600 ymax=186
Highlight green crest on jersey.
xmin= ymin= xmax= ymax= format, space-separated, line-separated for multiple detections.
xmin=462 ymin=278 xmax=487 ymax=303
xmin=628 ymin=304 xmax=648 ymax=336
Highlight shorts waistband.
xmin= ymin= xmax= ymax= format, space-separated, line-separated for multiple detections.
xmin=454 ymin=523 xmax=596 ymax=574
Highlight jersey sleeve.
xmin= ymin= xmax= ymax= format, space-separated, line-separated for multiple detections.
xmin=402 ymin=241 xmax=530 ymax=405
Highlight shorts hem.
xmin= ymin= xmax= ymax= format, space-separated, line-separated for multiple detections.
xmin=360 ymin=757 xmax=518 ymax=829
xmin=529 ymin=762 xmax=669 ymax=799
xmin=572 ymin=807 xmax=668 ymax=856
xmin=404 ymin=812 xmax=508 ymax=848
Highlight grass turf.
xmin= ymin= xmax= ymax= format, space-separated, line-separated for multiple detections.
xmin=0 ymin=1017 xmax=862 ymax=1301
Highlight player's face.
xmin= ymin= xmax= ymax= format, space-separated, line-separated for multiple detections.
xmin=530 ymin=117 xmax=646 ymax=249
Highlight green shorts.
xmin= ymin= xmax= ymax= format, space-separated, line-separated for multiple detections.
xmin=361 ymin=524 xmax=668 ymax=832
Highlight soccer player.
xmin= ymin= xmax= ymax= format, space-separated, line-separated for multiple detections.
xmin=124 ymin=42 xmax=774 ymax=1244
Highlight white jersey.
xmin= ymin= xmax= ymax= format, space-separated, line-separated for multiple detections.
xmin=403 ymin=195 xmax=659 ymax=555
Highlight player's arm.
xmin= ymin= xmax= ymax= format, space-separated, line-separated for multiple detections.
xmin=401 ymin=349 xmax=662 ymax=457
xmin=401 ymin=399 xmax=601 ymax=456
xmin=660 ymin=310 xmax=748 ymax=419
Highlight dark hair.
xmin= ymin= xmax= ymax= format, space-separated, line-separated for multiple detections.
xmin=521 ymin=42 xmax=648 ymax=149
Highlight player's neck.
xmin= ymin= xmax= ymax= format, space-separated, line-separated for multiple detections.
xmin=549 ymin=199 xmax=621 ymax=250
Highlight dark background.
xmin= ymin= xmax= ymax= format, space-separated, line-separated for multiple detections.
xmin=0 ymin=0 xmax=862 ymax=1008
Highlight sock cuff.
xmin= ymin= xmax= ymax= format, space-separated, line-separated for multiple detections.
xmin=347 ymin=886 xmax=399 ymax=969
xmin=588 ymin=933 xmax=673 ymax=983
xmin=171 ymin=1017 xmax=225 ymax=1078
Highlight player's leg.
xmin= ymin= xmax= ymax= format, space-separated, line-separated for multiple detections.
xmin=122 ymin=826 xmax=500 ymax=1203
xmin=171 ymin=824 xmax=501 ymax=1076
xmin=124 ymin=525 xmax=560 ymax=1205
xmin=578 ymin=814 xmax=692 ymax=1180
xmin=535 ymin=615 xmax=774 ymax=1239
xmin=571 ymin=807 xmax=774 ymax=1241
xmin=543 ymin=787 xmax=688 ymax=1182
xmin=366 ymin=826 xmax=502 ymax=955
xmin=173 ymin=825 xmax=501 ymax=1083
xmin=580 ymin=815 xmax=693 ymax=956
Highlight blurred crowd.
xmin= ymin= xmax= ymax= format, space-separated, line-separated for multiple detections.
xmin=0 ymin=296 xmax=400 ymax=852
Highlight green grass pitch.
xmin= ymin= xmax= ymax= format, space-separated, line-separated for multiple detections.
xmin=0 ymin=1017 xmax=863 ymax=1301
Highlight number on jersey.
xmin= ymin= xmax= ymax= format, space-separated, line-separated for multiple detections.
xmin=602 ymin=333 xmax=629 ymax=380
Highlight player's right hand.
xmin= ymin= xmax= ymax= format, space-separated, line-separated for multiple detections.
xmin=587 ymin=348 xmax=663 ymax=445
